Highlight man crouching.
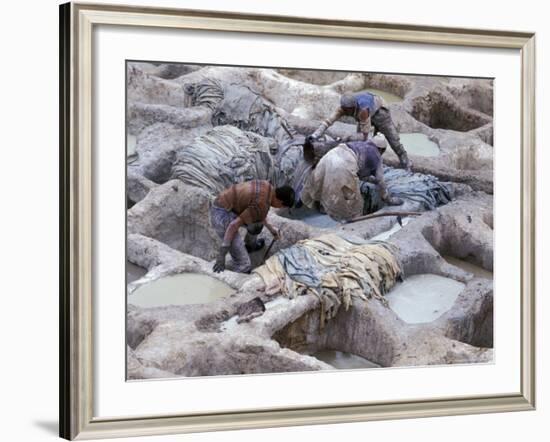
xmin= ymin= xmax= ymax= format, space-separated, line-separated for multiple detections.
xmin=211 ymin=180 xmax=295 ymax=273
xmin=301 ymin=134 xmax=402 ymax=221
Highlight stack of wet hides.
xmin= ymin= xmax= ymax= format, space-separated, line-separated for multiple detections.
xmin=254 ymin=234 xmax=402 ymax=328
xmin=362 ymin=166 xmax=452 ymax=214
xmin=183 ymin=78 xmax=225 ymax=111
xmin=212 ymin=83 xmax=295 ymax=147
xmin=171 ymin=125 xmax=274 ymax=195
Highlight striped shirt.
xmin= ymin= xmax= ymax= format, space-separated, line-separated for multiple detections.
xmin=214 ymin=180 xmax=273 ymax=225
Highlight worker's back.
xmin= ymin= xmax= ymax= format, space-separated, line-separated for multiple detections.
xmin=214 ymin=180 xmax=273 ymax=224
xmin=346 ymin=140 xmax=382 ymax=179
xmin=354 ymin=92 xmax=384 ymax=116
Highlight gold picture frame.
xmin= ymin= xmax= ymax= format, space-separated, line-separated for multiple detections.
xmin=59 ymin=2 xmax=536 ymax=439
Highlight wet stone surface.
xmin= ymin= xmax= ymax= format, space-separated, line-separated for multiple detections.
xmin=125 ymin=63 xmax=494 ymax=378
xmin=127 ymin=261 xmax=147 ymax=284
xmin=443 ymin=255 xmax=492 ymax=280
xmin=371 ymin=217 xmax=411 ymax=241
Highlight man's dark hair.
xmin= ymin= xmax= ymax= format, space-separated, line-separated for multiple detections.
xmin=340 ymin=93 xmax=357 ymax=113
xmin=275 ymin=186 xmax=296 ymax=208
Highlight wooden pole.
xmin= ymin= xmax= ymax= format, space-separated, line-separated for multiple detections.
xmin=342 ymin=211 xmax=423 ymax=225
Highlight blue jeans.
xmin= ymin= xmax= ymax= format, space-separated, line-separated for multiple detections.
xmin=210 ymin=206 xmax=252 ymax=273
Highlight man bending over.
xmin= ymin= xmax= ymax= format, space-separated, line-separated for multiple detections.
xmin=310 ymin=91 xmax=412 ymax=170
xmin=211 ymin=180 xmax=295 ymax=273
xmin=301 ymin=134 xmax=402 ymax=221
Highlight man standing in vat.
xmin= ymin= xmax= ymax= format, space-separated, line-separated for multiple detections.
xmin=211 ymin=179 xmax=296 ymax=274
xmin=309 ymin=91 xmax=412 ymax=171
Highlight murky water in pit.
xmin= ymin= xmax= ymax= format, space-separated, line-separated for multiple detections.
xmin=443 ymin=255 xmax=493 ymax=279
xmin=128 ymin=273 xmax=235 ymax=308
xmin=385 ymin=274 xmax=465 ymax=324
xmin=312 ymin=350 xmax=380 ymax=369
xmin=360 ymin=88 xmax=403 ymax=104
xmin=281 ymin=206 xmax=340 ymax=229
xmin=399 ymin=133 xmax=440 ymax=157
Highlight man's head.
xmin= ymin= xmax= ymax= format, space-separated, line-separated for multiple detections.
xmin=372 ymin=134 xmax=388 ymax=154
xmin=340 ymin=93 xmax=358 ymax=116
xmin=272 ymin=185 xmax=296 ymax=208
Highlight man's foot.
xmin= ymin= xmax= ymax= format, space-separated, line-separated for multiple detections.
xmin=245 ymin=238 xmax=265 ymax=253
xmin=386 ymin=196 xmax=404 ymax=206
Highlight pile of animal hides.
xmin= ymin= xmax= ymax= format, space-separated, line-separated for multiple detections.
xmin=170 ymin=125 xmax=274 ymax=194
xmin=254 ymin=234 xmax=402 ymax=329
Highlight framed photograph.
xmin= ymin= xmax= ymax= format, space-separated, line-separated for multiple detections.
xmin=59 ymin=2 xmax=536 ymax=440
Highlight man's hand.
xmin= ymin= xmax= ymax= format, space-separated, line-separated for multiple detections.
xmin=305 ymin=134 xmax=317 ymax=144
xmin=213 ymin=245 xmax=230 ymax=273
xmin=385 ymin=195 xmax=404 ymax=206
xmin=366 ymin=175 xmax=379 ymax=184
xmin=213 ymin=257 xmax=225 ymax=273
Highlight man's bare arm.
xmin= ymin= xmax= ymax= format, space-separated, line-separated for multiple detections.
xmin=312 ymin=108 xmax=344 ymax=139
xmin=222 ymin=217 xmax=244 ymax=246
xmin=214 ymin=216 xmax=245 ymax=273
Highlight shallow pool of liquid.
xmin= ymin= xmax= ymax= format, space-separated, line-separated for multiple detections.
xmin=127 ymin=261 xmax=147 ymax=284
xmin=385 ymin=274 xmax=465 ymax=324
xmin=360 ymin=88 xmax=403 ymax=104
xmin=443 ymin=255 xmax=493 ymax=279
xmin=127 ymin=133 xmax=137 ymax=156
xmin=282 ymin=206 xmax=340 ymax=229
xmin=312 ymin=350 xmax=381 ymax=369
xmin=399 ymin=133 xmax=440 ymax=157
xmin=128 ymin=273 xmax=235 ymax=308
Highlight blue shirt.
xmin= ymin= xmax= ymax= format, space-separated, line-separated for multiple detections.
xmin=355 ymin=92 xmax=379 ymax=115
xmin=346 ymin=140 xmax=382 ymax=180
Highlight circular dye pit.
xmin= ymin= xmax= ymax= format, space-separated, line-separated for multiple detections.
xmin=312 ymin=350 xmax=380 ymax=369
xmin=360 ymin=88 xmax=403 ymax=104
xmin=443 ymin=255 xmax=493 ymax=280
xmin=281 ymin=206 xmax=340 ymax=229
xmin=385 ymin=274 xmax=465 ymax=324
xmin=129 ymin=273 xmax=235 ymax=308
xmin=399 ymin=133 xmax=440 ymax=157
